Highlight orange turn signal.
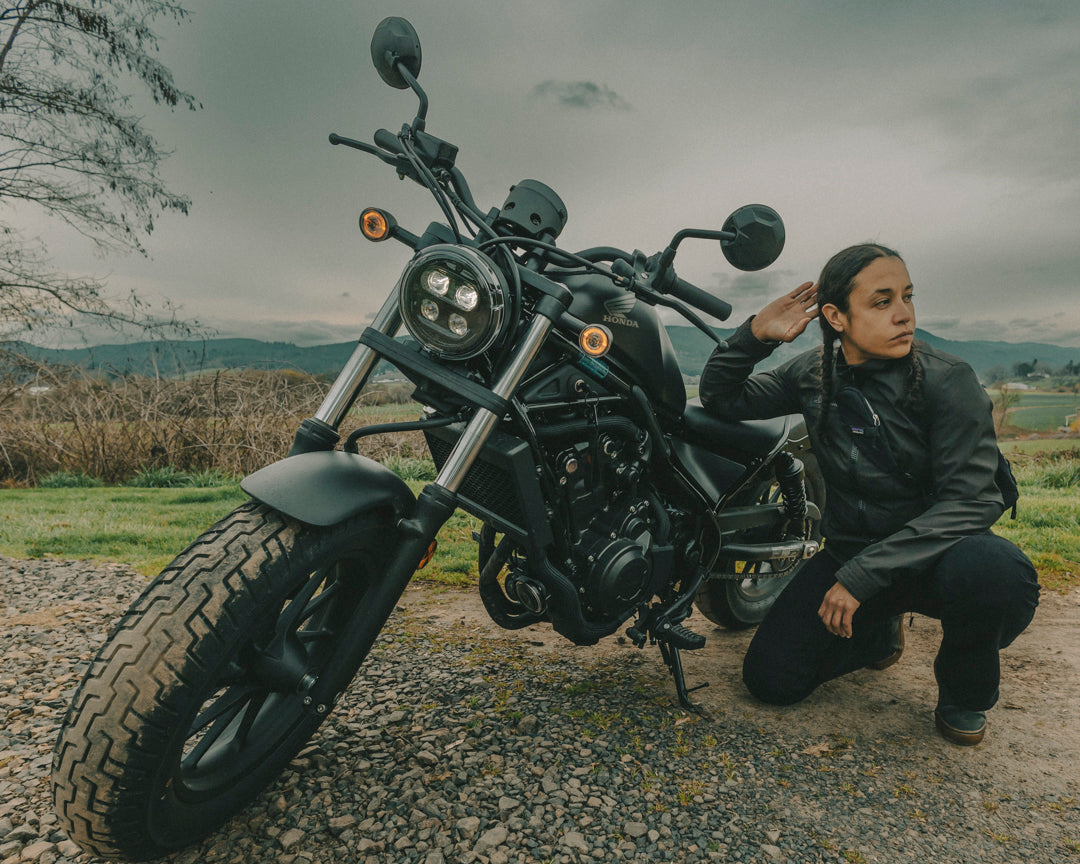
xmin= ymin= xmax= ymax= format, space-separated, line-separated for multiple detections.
xmin=360 ymin=208 xmax=395 ymax=241
xmin=417 ymin=539 xmax=438 ymax=570
xmin=579 ymin=324 xmax=612 ymax=357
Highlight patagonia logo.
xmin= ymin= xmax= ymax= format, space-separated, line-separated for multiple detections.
xmin=602 ymin=295 xmax=638 ymax=327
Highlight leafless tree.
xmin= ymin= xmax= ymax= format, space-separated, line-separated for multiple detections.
xmin=0 ymin=0 xmax=199 ymax=341
xmin=992 ymin=386 xmax=1020 ymax=437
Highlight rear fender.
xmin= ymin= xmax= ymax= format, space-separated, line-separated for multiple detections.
xmin=241 ymin=451 xmax=416 ymax=527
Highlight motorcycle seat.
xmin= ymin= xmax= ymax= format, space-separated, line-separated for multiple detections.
xmin=681 ymin=398 xmax=792 ymax=457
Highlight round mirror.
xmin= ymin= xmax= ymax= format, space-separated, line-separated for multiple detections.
xmin=721 ymin=204 xmax=785 ymax=271
xmin=370 ymin=17 xmax=421 ymax=89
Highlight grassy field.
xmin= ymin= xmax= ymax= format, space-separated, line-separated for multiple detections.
xmin=1 ymin=454 xmax=1077 ymax=595
xmin=0 ymin=480 xmax=480 ymax=585
xmin=1009 ymin=404 xmax=1076 ymax=431
xmin=993 ymin=390 xmax=1078 ymax=432
xmin=1003 ymin=438 xmax=1080 ymax=455
xmin=0 ymin=485 xmax=251 ymax=577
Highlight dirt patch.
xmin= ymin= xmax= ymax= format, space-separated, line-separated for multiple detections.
xmin=400 ymin=581 xmax=1080 ymax=798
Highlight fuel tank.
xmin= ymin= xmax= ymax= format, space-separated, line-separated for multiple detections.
xmin=564 ymin=275 xmax=686 ymax=416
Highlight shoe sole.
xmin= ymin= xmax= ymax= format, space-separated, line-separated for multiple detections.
xmin=868 ymin=620 xmax=905 ymax=671
xmin=934 ymin=709 xmax=986 ymax=746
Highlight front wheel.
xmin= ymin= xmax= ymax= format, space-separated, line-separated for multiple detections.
xmin=52 ymin=501 xmax=394 ymax=861
xmin=696 ymin=454 xmax=825 ymax=629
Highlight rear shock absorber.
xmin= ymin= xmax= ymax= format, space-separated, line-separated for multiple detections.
xmin=773 ymin=451 xmax=807 ymax=525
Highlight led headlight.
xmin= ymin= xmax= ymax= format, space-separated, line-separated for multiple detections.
xmin=398 ymin=245 xmax=509 ymax=359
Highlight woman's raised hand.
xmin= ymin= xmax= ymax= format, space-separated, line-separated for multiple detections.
xmin=750 ymin=281 xmax=818 ymax=343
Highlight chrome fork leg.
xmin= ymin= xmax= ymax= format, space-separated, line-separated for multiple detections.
xmin=314 ymin=288 xmax=402 ymax=429
xmin=434 ymin=314 xmax=553 ymax=494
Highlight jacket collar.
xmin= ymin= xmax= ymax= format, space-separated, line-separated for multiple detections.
xmin=835 ymin=346 xmax=905 ymax=387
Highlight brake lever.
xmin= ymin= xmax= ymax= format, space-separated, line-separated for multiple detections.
xmin=328 ymin=133 xmax=398 ymax=166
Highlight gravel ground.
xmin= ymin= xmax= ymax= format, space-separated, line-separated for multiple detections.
xmin=1 ymin=554 xmax=1078 ymax=864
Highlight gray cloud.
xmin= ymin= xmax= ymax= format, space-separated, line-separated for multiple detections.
xmin=20 ymin=1 xmax=1080 ymax=351
xmin=921 ymin=51 xmax=1080 ymax=182
xmin=711 ymin=270 xmax=796 ymax=299
xmin=920 ymin=317 xmax=961 ymax=332
xmin=530 ymin=81 xmax=631 ymax=111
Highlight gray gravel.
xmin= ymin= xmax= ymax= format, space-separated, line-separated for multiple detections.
xmin=2 ymin=555 xmax=1078 ymax=864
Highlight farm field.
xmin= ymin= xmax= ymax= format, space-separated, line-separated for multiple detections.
xmin=993 ymin=389 xmax=1078 ymax=432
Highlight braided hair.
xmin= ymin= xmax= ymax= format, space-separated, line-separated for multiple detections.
xmin=815 ymin=243 xmax=923 ymax=440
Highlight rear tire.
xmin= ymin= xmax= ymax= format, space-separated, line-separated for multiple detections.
xmin=52 ymin=501 xmax=393 ymax=861
xmin=696 ymin=456 xmax=824 ymax=629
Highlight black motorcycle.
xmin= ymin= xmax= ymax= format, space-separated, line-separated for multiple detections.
xmin=52 ymin=17 xmax=823 ymax=860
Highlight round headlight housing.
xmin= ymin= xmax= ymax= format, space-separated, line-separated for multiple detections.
xmin=398 ymin=245 xmax=510 ymax=359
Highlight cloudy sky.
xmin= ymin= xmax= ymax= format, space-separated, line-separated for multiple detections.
xmin=32 ymin=0 xmax=1080 ymax=348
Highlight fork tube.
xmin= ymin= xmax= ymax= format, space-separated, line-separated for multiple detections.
xmin=435 ymin=314 xmax=553 ymax=494
xmin=314 ymin=288 xmax=401 ymax=428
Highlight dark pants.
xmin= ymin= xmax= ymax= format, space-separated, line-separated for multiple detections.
xmin=742 ymin=533 xmax=1039 ymax=711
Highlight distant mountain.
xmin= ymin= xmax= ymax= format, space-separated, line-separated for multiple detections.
xmin=665 ymin=326 xmax=1079 ymax=381
xmin=8 ymin=328 xmax=1079 ymax=384
xmin=8 ymin=338 xmax=363 ymax=379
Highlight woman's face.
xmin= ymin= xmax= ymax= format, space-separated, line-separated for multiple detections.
xmin=823 ymin=256 xmax=915 ymax=365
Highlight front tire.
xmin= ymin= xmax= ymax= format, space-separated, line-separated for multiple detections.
xmin=52 ymin=501 xmax=393 ymax=861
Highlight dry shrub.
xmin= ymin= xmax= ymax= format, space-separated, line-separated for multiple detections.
xmin=0 ymin=361 xmax=427 ymax=485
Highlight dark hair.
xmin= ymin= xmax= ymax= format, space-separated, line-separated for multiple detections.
xmin=815 ymin=243 xmax=923 ymax=439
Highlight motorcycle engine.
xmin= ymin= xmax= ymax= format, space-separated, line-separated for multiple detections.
xmin=575 ymin=506 xmax=653 ymax=618
xmin=552 ymin=431 xmax=657 ymax=620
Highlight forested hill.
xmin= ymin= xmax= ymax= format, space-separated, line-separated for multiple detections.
xmin=9 ymin=329 xmax=1079 ymax=383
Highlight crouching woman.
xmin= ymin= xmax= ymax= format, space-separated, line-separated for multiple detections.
xmin=700 ymin=243 xmax=1039 ymax=745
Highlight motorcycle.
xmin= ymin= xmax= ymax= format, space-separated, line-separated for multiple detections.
xmin=52 ymin=17 xmax=823 ymax=861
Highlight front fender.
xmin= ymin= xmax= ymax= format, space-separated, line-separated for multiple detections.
xmin=241 ymin=451 xmax=416 ymax=527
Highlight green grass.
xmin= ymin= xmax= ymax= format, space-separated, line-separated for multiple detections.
xmin=995 ymin=489 xmax=1080 ymax=594
xmin=1002 ymin=392 xmax=1078 ymax=407
xmin=1009 ymin=405 xmax=1076 ymax=431
xmin=1 ymin=455 xmax=1076 ymax=594
xmin=1003 ymin=439 xmax=1080 ymax=455
xmin=0 ymin=479 xmax=481 ymax=584
xmin=0 ymin=486 xmax=249 ymax=577
xmin=995 ymin=450 xmax=1080 ymax=594
xmin=992 ymin=390 xmax=1078 ymax=432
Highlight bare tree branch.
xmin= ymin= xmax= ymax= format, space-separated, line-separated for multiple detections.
xmin=0 ymin=0 xmax=200 ymax=342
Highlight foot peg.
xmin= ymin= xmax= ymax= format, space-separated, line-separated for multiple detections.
xmin=627 ymin=609 xmax=708 ymax=711
xmin=658 ymin=621 xmax=705 ymax=651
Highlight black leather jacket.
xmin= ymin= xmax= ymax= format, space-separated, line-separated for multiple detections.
xmin=700 ymin=318 xmax=1006 ymax=602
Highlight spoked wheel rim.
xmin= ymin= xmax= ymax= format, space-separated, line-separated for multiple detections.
xmin=172 ymin=559 xmax=366 ymax=800
xmin=731 ymin=561 xmax=781 ymax=602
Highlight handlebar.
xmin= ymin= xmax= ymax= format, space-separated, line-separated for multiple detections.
xmin=609 ymin=259 xmax=732 ymax=323
xmin=665 ymin=277 xmax=732 ymax=322
xmin=373 ymin=128 xmax=403 ymax=155
xmin=333 ymin=125 xmax=735 ymax=323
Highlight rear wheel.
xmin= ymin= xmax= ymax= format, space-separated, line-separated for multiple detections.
xmin=696 ymin=456 xmax=824 ymax=629
xmin=52 ymin=501 xmax=394 ymax=861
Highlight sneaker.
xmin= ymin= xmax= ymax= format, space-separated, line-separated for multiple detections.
xmin=933 ymin=657 xmax=986 ymax=746
xmin=867 ymin=615 xmax=904 ymax=671
xmin=934 ymin=704 xmax=986 ymax=746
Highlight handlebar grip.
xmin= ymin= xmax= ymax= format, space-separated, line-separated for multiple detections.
xmin=373 ymin=128 xmax=403 ymax=154
xmin=666 ymin=277 xmax=733 ymax=322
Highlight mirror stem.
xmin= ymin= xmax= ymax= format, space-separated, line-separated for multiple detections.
xmin=394 ymin=59 xmax=429 ymax=132
xmin=671 ymin=227 xmax=737 ymax=246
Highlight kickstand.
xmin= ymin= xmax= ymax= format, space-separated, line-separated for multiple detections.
xmin=657 ymin=641 xmax=708 ymax=712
